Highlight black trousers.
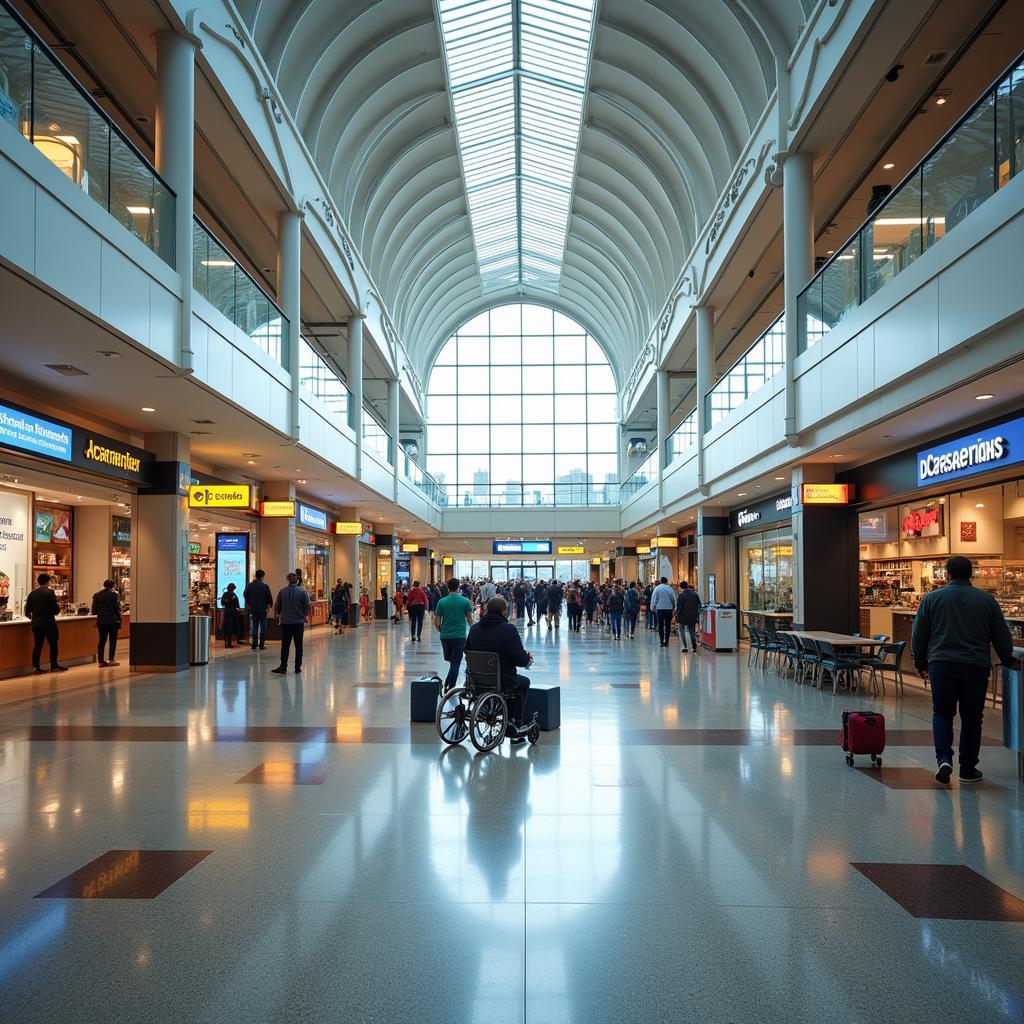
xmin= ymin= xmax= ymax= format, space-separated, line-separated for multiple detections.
xmin=279 ymin=623 xmax=305 ymax=669
xmin=567 ymin=605 xmax=581 ymax=630
xmin=97 ymin=623 xmax=118 ymax=662
xmin=929 ymin=660 xmax=989 ymax=768
xmin=408 ymin=606 xmax=425 ymax=638
xmin=32 ymin=623 xmax=59 ymax=668
xmin=656 ymin=609 xmax=674 ymax=645
xmin=625 ymin=611 xmax=639 ymax=636
xmin=505 ymin=673 xmax=531 ymax=727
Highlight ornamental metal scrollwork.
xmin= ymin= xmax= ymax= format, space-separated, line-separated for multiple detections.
xmin=705 ymin=157 xmax=756 ymax=255
xmin=623 ymin=342 xmax=655 ymax=407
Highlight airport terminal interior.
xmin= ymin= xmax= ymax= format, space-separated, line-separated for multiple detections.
xmin=1 ymin=0 xmax=1024 ymax=1020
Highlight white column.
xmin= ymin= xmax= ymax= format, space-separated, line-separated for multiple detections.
xmin=695 ymin=304 xmax=714 ymax=493
xmin=783 ymin=151 xmax=814 ymax=444
xmin=348 ymin=315 xmax=364 ymax=474
xmin=388 ymin=376 xmax=400 ymax=498
xmin=154 ymin=30 xmax=200 ymax=373
xmin=656 ymin=367 xmax=669 ymax=507
xmin=277 ymin=209 xmax=303 ymax=441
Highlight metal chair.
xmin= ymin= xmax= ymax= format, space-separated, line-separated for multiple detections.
xmin=816 ymin=640 xmax=860 ymax=694
xmin=860 ymin=641 xmax=907 ymax=697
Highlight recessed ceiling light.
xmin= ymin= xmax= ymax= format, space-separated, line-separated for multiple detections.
xmin=774 ymin=476 xmax=785 ymax=481
xmin=974 ymin=394 xmax=994 ymax=400
xmin=737 ymin=492 xmax=747 ymax=497
xmin=141 ymin=407 xmax=155 ymax=412
xmin=96 ymin=350 xmax=123 ymax=359
xmin=297 ymin=479 xmax=307 ymax=484
xmin=935 ymin=97 xmax=946 ymax=106
xmin=976 ymin=503 xmax=985 ymax=508
xmin=883 ymin=162 xmax=895 ymax=170
xmin=247 ymin=459 xmax=256 ymax=465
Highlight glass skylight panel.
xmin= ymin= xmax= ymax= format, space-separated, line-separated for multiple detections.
xmin=437 ymin=0 xmax=596 ymax=291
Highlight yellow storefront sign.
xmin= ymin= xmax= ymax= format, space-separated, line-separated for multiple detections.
xmin=188 ymin=484 xmax=253 ymax=509
xmin=557 ymin=545 xmax=585 ymax=555
xmin=401 ymin=543 xmax=419 ymax=553
xmin=442 ymin=556 xmax=454 ymax=566
xmin=258 ymin=500 xmax=295 ymax=518
xmin=651 ymin=536 xmax=679 ymax=548
xmin=636 ymin=545 xmax=651 ymax=554
xmin=334 ymin=521 xmax=363 ymax=535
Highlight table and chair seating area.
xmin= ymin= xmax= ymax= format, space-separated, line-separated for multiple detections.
xmin=744 ymin=622 xmax=908 ymax=696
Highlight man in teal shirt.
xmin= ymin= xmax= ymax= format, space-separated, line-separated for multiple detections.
xmin=433 ymin=578 xmax=474 ymax=691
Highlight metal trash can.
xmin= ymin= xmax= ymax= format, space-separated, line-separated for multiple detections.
xmin=189 ymin=614 xmax=211 ymax=666
xmin=1002 ymin=661 xmax=1024 ymax=779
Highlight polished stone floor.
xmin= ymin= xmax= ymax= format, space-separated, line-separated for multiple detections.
xmin=0 ymin=619 xmax=1022 ymax=1023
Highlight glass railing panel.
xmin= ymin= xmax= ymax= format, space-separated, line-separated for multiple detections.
xmin=361 ymin=412 xmax=391 ymax=464
xmin=193 ymin=224 xmax=236 ymax=323
xmin=799 ymin=272 xmax=824 ymax=352
xmin=996 ymin=61 xmax=1024 ymax=188
xmin=668 ymin=409 xmax=697 ymax=462
xmin=707 ymin=314 xmax=785 ymax=426
xmin=298 ymin=337 xmax=349 ymax=429
xmin=922 ymin=91 xmax=994 ymax=252
xmin=864 ymin=172 xmax=923 ymax=300
xmin=820 ymin=235 xmax=861 ymax=332
xmin=0 ymin=2 xmax=174 ymax=266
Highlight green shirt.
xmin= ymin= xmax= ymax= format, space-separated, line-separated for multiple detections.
xmin=435 ymin=593 xmax=473 ymax=639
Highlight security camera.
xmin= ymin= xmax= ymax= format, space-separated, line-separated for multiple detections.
xmin=748 ymin=269 xmax=755 ymax=279
xmin=885 ymin=64 xmax=903 ymax=83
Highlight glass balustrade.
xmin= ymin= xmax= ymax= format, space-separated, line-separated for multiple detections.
xmin=361 ymin=411 xmax=392 ymax=465
xmin=192 ymin=217 xmax=286 ymax=365
xmin=298 ymin=337 xmax=351 ymax=431
xmin=667 ymin=408 xmax=697 ymax=463
xmin=0 ymin=0 xmax=174 ymax=264
xmin=706 ymin=313 xmax=785 ymax=428
xmin=620 ymin=450 xmax=657 ymax=501
xmin=800 ymin=50 xmax=1024 ymax=351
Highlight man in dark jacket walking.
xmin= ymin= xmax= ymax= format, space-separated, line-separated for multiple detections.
xmin=25 ymin=573 xmax=65 ymax=673
xmin=244 ymin=569 xmax=273 ymax=649
xmin=465 ymin=597 xmax=533 ymax=736
xmin=676 ymin=581 xmax=702 ymax=653
xmin=91 ymin=579 xmax=122 ymax=666
xmin=912 ymin=555 xmax=1015 ymax=785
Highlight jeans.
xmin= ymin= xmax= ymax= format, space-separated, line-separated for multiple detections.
xmin=609 ymin=611 xmax=623 ymax=637
xmin=97 ymin=623 xmax=118 ymax=662
xmin=567 ymin=605 xmax=581 ymax=631
xmin=929 ymin=660 xmax=990 ymax=769
xmin=279 ymin=623 xmax=305 ymax=670
xmin=625 ymin=611 xmax=638 ymax=636
xmin=441 ymin=637 xmax=466 ymax=690
xmin=646 ymin=608 xmax=655 ymax=630
xmin=250 ymin=611 xmax=268 ymax=647
xmin=408 ymin=605 xmax=425 ymax=639
xmin=526 ymin=601 xmax=535 ymax=622
xmin=32 ymin=623 xmax=59 ymax=668
xmin=656 ymin=609 xmax=674 ymax=645
xmin=678 ymin=621 xmax=697 ymax=650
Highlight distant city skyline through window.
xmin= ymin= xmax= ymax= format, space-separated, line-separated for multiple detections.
xmin=426 ymin=303 xmax=618 ymax=507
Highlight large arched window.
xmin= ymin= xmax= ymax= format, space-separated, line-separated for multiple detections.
xmin=426 ymin=304 xmax=618 ymax=506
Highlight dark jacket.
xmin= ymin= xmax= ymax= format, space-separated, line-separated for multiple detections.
xmin=607 ymin=591 xmax=625 ymax=613
xmin=24 ymin=586 xmax=59 ymax=625
xmin=91 ymin=587 xmax=122 ymax=626
xmin=911 ymin=579 xmax=1014 ymax=670
xmin=624 ymin=588 xmax=640 ymax=614
xmin=676 ymin=588 xmax=702 ymax=624
xmin=243 ymin=579 xmax=273 ymax=614
xmin=465 ymin=612 xmax=531 ymax=689
xmin=547 ymin=585 xmax=563 ymax=612
xmin=220 ymin=590 xmax=241 ymax=634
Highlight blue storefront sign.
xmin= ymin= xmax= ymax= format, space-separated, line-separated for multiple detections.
xmin=297 ymin=502 xmax=329 ymax=532
xmin=916 ymin=414 xmax=1024 ymax=486
xmin=492 ymin=540 xmax=552 ymax=555
xmin=0 ymin=403 xmax=72 ymax=462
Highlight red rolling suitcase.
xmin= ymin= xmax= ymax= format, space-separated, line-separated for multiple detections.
xmin=841 ymin=710 xmax=885 ymax=767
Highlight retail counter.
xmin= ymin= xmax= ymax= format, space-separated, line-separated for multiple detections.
xmin=0 ymin=615 xmax=130 ymax=679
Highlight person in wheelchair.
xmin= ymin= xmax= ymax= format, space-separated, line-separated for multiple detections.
xmin=464 ymin=596 xmax=533 ymax=743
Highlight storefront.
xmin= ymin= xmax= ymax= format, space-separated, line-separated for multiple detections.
xmin=636 ymin=545 xmax=657 ymax=584
xmin=847 ymin=409 xmax=1024 ymax=647
xmin=295 ymin=501 xmax=331 ymax=624
xmin=0 ymin=398 xmax=153 ymax=676
xmin=728 ymin=493 xmax=794 ymax=629
xmin=187 ymin=482 xmax=258 ymax=635
xmin=356 ymin=523 xmax=376 ymax=608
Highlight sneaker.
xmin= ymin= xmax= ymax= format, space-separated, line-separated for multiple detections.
xmin=294 ymin=667 xmax=302 ymax=673
xmin=934 ymin=762 xmax=953 ymax=785
xmin=508 ymin=735 xmax=526 ymax=745
xmin=107 ymin=660 xmax=120 ymax=667
xmin=271 ymin=667 xmax=288 ymax=675
xmin=959 ymin=767 xmax=984 ymax=784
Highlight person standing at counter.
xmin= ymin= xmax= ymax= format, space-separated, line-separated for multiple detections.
xmin=25 ymin=573 xmax=65 ymax=674
xmin=272 ymin=572 xmax=311 ymax=675
xmin=91 ymin=579 xmax=122 ymax=667
xmin=244 ymin=569 xmax=273 ymax=650
xmin=911 ymin=555 xmax=1015 ymax=786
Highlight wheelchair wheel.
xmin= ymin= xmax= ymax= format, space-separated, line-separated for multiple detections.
xmin=527 ymin=722 xmax=541 ymax=745
xmin=436 ymin=687 xmax=469 ymax=745
xmin=469 ymin=692 xmax=508 ymax=753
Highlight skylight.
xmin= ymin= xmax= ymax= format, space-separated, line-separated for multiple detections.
xmin=437 ymin=0 xmax=597 ymax=292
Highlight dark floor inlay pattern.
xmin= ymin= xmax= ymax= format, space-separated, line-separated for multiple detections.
xmin=855 ymin=767 xmax=947 ymax=789
xmin=236 ymin=762 xmax=326 ymax=785
xmin=610 ymin=683 xmax=641 ymax=689
xmin=36 ymin=850 xmax=212 ymax=899
xmin=851 ymin=863 xmax=1024 ymax=920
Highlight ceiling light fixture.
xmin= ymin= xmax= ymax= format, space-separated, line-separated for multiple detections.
xmin=141 ymin=407 xmax=155 ymax=412
xmin=974 ymin=394 xmax=994 ymax=400
xmin=975 ymin=503 xmax=985 ymax=508
xmin=883 ymin=162 xmax=895 ymax=170
xmin=201 ymin=259 xmax=235 ymax=268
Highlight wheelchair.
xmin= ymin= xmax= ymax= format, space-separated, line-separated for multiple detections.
xmin=435 ymin=650 xmax=541 ymax=752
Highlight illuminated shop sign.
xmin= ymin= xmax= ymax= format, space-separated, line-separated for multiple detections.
xmin=591 ymin=557 xmax=602 ymax=565
xmin=801 ymin=483 xmax=850 ymax=505
xmin=492 ymin=540 xmax=552 ymax=555
xmin=296 ymin=503 xmax=328 ymax=532
xmin=259 ymin=500 xmax=295 ymax=518
xmin=82 ymin=438 xmax=141 ymax=476
xmin=401 ymin=543 xmax=419 ymax=553
xmin=636 ymin=545 xmax=651 ymax=555
xmin=215 ymin=533 xmax=249 ymax=598
xmin=916 ymin=415 xmax=1024 ymax=485
xmin=0 ymin=402 xmax=71 ymax=462
xmin=651 ymin=536 xmax=679 ymax=548
xmin=557 ymin=546 xmax=585 ymax=555
xmin=442 ymin=556 xmax=454 ymax=566
xmin=188 ymin=485 xmax=253 ymax=509
xmin=333 ymin=521 xmax=363 ymax=535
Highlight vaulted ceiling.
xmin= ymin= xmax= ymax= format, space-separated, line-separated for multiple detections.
xmin=236 ymin=0 xmax=811 ymax=384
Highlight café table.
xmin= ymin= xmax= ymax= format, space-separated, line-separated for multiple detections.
xmin=776 ymin=631 xmax=888 ymax=691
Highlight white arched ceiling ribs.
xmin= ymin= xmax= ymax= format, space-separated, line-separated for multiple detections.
xmin=571 ymin=181 xmax=676 ymax=296
xmin=349 ymin=122 xmax=456 ymax=243
xmin=726 ymin=0 xmax=784 ymax=77
xmin=562 ymin=235 xmax=644 ymax=338
xmin=597 ymin=22 xmax=749 ymax=158
xmin=570 ymin=216 xmax=655 ymax=329
xmin=588 ymin=82 xmax=713 ymax=216
xmin=397 ymin=239 xmax=479 ymax=328
xmin=559 ymin=278 xmax=631 ymax=372
xmin=375 ymin=191 xmax=466 ymax=288
xmin=342 ymin=91 xmax=451 ymax=217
